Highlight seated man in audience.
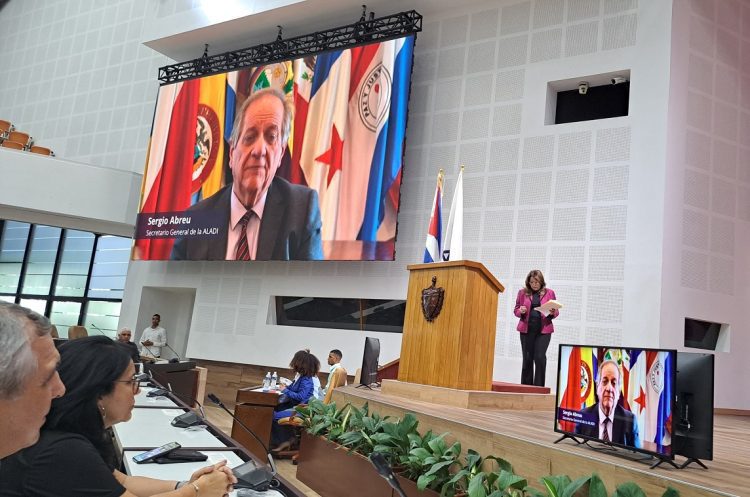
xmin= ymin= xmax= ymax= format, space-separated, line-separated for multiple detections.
xmin=0 ymin=303 xmax=66 ymax=461
xmin=116 ymin=327 xmax=141 ymax=364
xmin=318 ymin=349 xmax=346 ymax=400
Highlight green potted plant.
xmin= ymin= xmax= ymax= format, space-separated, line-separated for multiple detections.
xmin=296 ymin=401 xmax=394 ymax=497
xmin=396 ymin=431 xmax=463 ymax=497
xmin=523 ymin=474 xmax=680 ymax=497
xmin=445 ymin=449 xmax=523 ymax=497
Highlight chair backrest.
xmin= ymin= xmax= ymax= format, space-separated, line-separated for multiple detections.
xmin=323 ymin=366 xmax=348 ymax=404
xmin=1 ymin=140 xmax=24 ymax=150
xmin=29 ymin=145 xmax=53 ymax=156
xmin=7 ymin=131 xmax=31 ymax=147
xmin=68 ymin=325 xmax=88 ymax=339
xmin=49 ymin=325 xmax=59 ymax=339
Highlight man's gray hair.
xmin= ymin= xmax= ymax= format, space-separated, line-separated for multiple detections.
xmin=597 ymin=359 xmax=621 ymax=384
xmin=0 ymin=302 xmax=53 ymax=399
xmin=118 ymin=326 xmax=132 ymax=335
xmin=228 ymin=87 xmax=293 ymax=149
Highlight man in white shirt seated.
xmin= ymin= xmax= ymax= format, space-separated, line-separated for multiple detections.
xmin=139 ymin=314 xmax=166 ymax=358
xmin=317 ymin=349 xmax=346 ymax=400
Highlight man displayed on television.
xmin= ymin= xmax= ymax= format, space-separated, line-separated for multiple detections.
xmin=575 ymin=360 xmax=639 ymax=446
xmin=170 ymin=88 xmax=323 ymax=261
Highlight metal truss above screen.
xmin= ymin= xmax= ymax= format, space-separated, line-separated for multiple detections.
xmin=157 ymin=10 xmax=422 ymax=85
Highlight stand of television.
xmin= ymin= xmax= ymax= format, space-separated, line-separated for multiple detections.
xmin=554 ymin=344 xmax=714 ymax=470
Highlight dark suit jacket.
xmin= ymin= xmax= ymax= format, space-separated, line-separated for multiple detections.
xmin=170 ymin=177 xmax=323 ymax=261
xmin=119 ymin=341 xmax=141 ymax=364
xmin=574 ymin=403 xmax=639 ymax=447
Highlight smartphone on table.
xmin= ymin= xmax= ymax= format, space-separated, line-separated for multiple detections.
xmin=132 ymin=441 xmax=181 ymax=464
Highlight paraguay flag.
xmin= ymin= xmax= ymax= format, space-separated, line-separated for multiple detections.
xmin=423 ymin=170 xmax=443 ymax=263
xmin=297 ymin=35 xmax=414 ymax=242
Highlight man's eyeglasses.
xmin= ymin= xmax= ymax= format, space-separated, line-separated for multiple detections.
xmin=114 ymin=372 xmax=149 ymax=393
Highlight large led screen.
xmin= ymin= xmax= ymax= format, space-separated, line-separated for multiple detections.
xmin=555 ymin=344 xmax=676 ymax=458
xmin=134 ymin=35 xmax=415 ymax=261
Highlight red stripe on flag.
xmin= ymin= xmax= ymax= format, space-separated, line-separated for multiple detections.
xmin=136 ymin=80 xmax=200 ymax=260
xmin=348 ymin=43 xmax=381 ymax=101
xmin=559 ymin=347 xmax=582 ymax=433
xmin=290 ymin=90 xmax=309 ymax=185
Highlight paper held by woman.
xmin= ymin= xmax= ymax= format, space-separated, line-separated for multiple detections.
xmin=533 ymin=299 xmax=562 ymax=316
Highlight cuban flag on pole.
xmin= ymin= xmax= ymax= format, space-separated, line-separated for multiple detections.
xmin=423 ymin=169 xmax=443 ymax=263
xmin=442 ymin=166 xmax=464 ymax=261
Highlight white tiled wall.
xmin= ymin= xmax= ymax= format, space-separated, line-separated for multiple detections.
xmin=1 ymin=0 xmax=683 ymax=390
xmin=0 ymin=0 xmax=169 ymax=172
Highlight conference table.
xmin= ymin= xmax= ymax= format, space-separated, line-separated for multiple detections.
xmin=113 ymin=382 xmax=304 ymax=496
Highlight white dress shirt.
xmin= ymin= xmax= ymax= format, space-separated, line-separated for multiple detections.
xmin=139 ymin=326 xmax=166 ymax=358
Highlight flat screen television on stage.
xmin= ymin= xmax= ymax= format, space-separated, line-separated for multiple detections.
xmin=133 ymin=34 xmax=416 ymax=262
xmin=554 ymin=344 xmax=676 ymax=460
xmin=673 ymin=352 xmax=714 ymax=467
xmin=359 ymin=337 xmax=380 ymax=387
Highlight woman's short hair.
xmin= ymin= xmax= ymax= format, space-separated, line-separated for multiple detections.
xmin=0 ymin=302 xmax=53 ymax=400
xmin=45 ymin=335 xmax=131 ymax=468
xmin=289 ymin=349 xmax=320 ymax=377
xmin=524 ymin=269 xmax=546 ymax=294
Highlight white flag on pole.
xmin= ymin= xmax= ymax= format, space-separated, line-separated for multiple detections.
xmin=442 ymin=166 xmax=463 ymax=261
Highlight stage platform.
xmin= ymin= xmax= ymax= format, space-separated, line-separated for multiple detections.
xmin=332 ymin=383 xmax=749 ymax=497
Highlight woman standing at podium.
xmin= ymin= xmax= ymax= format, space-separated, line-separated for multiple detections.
xmin=0 ymin=336 xmax=235 ymax=497
xmin=514 ymin=270 xmax=559 ymax=387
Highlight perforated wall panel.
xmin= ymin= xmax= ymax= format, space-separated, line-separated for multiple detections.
xmin=522 ymin=135 xmax=555 ymax=169
xmin=558 ymin=131 xmax=593 ymax=167
xmin=586 ymin=286 xmax=624 ymax=323
xmin=494 ymin=69 xmax=526 ymax=101
xmin=566 ymin=21 xmax=599 ymax=57
xmin=552 ymin=207 xmax=587 ymax=241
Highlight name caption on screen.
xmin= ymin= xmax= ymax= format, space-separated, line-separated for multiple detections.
xmin=147 ymin=215 xmax=192 ymax=228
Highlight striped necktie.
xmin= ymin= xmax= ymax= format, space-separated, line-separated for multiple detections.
xmin=234 ymin=211 xmax=253 ymax=261
xmin=602 ymin=418 xmax=610 ymax=442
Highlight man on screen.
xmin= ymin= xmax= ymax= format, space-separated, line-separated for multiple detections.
xmin=575 ymin=360 xmax=639 ymax=447
xmin=171 ymin=88 xmax=323 ymax=261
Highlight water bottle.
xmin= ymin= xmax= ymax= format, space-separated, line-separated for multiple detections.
xmin=263 ymin=372 xmax=271 ymax=391
xmin=270 ymin=371 xmax=278 ymax=390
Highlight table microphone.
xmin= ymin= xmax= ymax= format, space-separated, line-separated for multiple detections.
xmin=90 ymin=323 xmax=114 ymax=340
xmin=207 ymin=393 xmax=276 ymax=491
xmin=171 ymin=394 xmax=207 ymax=428
xmin=370 ymin=452 xmax=407 ymax=497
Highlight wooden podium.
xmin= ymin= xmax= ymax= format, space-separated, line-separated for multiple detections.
xmin=398 ymin=260 xmax=504 ymax=391
xmin=232 ymin=388 xmax=280 ymax=460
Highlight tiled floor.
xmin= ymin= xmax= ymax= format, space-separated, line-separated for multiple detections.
xmin=204 ymin=406 xmax=321 ymax=497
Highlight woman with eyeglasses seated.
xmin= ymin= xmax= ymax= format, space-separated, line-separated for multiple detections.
xmin=0 ymin=336 xmax=236 ymax=497
xmin=270 ymin=349 xmax=320 ymax=451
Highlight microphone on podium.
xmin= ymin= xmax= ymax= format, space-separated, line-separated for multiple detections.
xmin=163 ymin=342 xmax=182 ymax=364
xmin=370 ymin=452 xmax=407 ymax=497
xmin=207 ymin=393 xmax=276 ymax=491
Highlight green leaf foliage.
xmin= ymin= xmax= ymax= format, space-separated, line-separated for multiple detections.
xmin=298 ymin=400 xmax=678 ymax=497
